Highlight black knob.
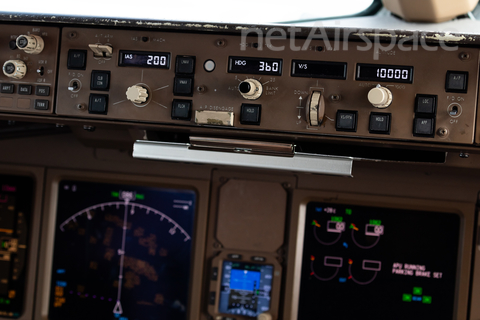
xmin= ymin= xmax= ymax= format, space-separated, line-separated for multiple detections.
xmin=16 ymin=36 xmax=28 ymax=49
xmin=4 ymin=63 xmax=15 ymax=75
xmin=239 ymin=81 xmax=251 ymax=94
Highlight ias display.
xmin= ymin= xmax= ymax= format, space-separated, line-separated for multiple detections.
xmin=218 ymin=261 xmax=273 ymax=318
xmin=49 ymin=180 xmax=196 ymax=320
xmin=296 ymin=202 xmax=460 ymax=320
xmin=119 ymin=50 xmax=170 ymax=69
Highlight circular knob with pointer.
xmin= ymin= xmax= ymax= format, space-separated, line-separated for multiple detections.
xmin=16 ymin=35 xmax=44 ymax=54
xmin=238 ymin=78 xmax=263 ymax=100
xmin=368 ymin=85 xmax=392 ymax=109
xmin=3 ymin=60 xmax=27 ymax=79
xmin=126 ymin=85 xmax=148 ymax=104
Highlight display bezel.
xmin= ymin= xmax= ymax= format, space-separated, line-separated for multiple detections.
xmin=118 ymin=50 xmax=171 ymax=69
xmin=228 ymin=56 xmax=283 ymax=76
xmin=284 ymin=190 xmax=471 ymax=320
xmin=34 ymin=169 xmax=210 ymax=320
xmin=356 ymin=63 xmax=414 ymax=84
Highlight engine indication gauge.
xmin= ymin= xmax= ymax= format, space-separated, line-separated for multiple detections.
xmin=48 ymin=180 xmax=196 ymax=320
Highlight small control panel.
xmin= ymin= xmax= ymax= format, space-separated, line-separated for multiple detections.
xmin=0 ymin=25 xmax=59 ymax=114
xmin=55 ymin=27 xmax=479 ymax=145
xmin=208 ymin=252 xmax=282 ymax=320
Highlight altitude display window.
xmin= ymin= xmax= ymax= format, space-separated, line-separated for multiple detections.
xmin=48 ymin=180 xmax=196 ymax=320
xmin=297 ymin=202 xmax=460 ymax=320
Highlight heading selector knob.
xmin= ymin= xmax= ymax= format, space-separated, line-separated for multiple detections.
xmin=368 ymin=85 xmax=392 ymax=109
xmin=238 ymin=78 xmax=263 ymax=100
xmin=126 ymin=85 xmax=149 ymax=104
xmin=3 ymin=60 xmax=27 ymax=79
xmin=16 ymin=35 xmax=44 ymax=54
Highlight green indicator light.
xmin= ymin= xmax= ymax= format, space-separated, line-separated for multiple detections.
xmin=402 ymin=294 xmax=412 ymax=302
xmin=111 ymin=191 xmax=119 ymax=198
xmin=5 ymin=300 xmax=9 ymax=305
xmin=345 ymin=209 xmax=352 ymax=215
xmin=136 ymin=194 xmax=145 ymax=200
xmin=423 ymin=296 xmax=432 ymax=304
xmin=413 ymin=287 xmax=423 ymax=295
xmin=369 ymin=219 xmax=382 ymax=226
xmin=331 ymin=216 xmax=343 ymax=222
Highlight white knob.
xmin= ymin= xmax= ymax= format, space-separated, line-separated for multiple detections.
xmin=16 ymin=35 xmax=44 ymax=54
xmin=238 ymin=78 xmax=263 ymax=100
xmin=257 ymin=312 xmax=272 ymax=320
xmin=307 ymin=91 xmax=325 ymax=126
xmin=3 ymin=60 xmax=27 ymax=79
xmin=368 ymin=85 xmax=392 ymax=109
xmin=126 ymin=85 xmax=148 ymax=104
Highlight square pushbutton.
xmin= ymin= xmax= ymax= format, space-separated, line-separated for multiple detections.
xmin=415 ymin=94 xmax=436 ymax=114
xmin=19 ymin=85 xmax=32 ymax=95
xmin=36 ymin=86 xmax=50 ymax=96
xmin=369 ymin=112 xmax=391 ymax=134
xmin=34 ymin=99 xmax=49 ymax=110
xmin=88 ymin=94 xmax=108 ymax=114
xmin=173 ymin=77 xmax=193 ymax=96
xmin=336 ymin=110 xmax=357 ymax=132
xmin=171 ymin=99 xmax=192 ymax=120
xmin=67 ymin=49 xmax=87 ymax=70
xmin=240 ymin=104 xmax=261 ymax=125
xmin=1 ymin=83 xmax=14 ymax=94
xmin=91 ymin=71 xmax=110 ymax=91
xmin=445 ymin=71 xmax=468 ymax=93
xmin=413 ymin=117 xmax=435 ymax=137
xmin=175 ymin=56 xmax=195 ymax=74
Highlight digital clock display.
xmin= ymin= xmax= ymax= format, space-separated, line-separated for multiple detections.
xmin=119 ymin=50 xmax=170 ymax=69
xmin=356 ymin=63 xmax=414 ymax=83
xmin=228 ymin=56 xmax=282 ymax=76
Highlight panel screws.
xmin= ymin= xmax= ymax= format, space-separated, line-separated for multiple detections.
xmin=282 ymin=182 xmax=292 ymax=189
xmin=459 ymin=52 xmax=470 ymax=60
xmin=316 ymin=46 xmax=324 ymax=52
xmin=196 ymin=85 xmax=206 ymax=93
xmin=215 ymin=39 xmax=226 ymax=47
xmin=437 ymin=127 xmax=448 ymax=137
xmin=459 ymin=152 xmax=470 ymax=158
xmin=76 ymin=103 xmax=86 ymax=111
xmin=68 ymin=31 xmax=77 ymax=39
xmin=83 ymin=125 xmax=96 ymax=132
xmin=330 ymin=94 xmax=341 ymax=101
xmin=56 ymin=123 xmax=65 ymax=128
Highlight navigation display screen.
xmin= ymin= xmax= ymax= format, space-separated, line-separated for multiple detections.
xmin=297 ymin=202 xmax=460 ymax=320
xmin=218 ymin=261 xmax=273 ymax=317
xmin=49 ymin=180 xmax=196 ymax=320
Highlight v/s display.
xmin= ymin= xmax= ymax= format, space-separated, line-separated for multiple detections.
xmin=228 ymin=56 xmax=282 ymax=76
xmin=218 ymin=261 xmax=273 ymax=317
xmin=49 ymin=180 xmax=196 ymax=320
xmin=297 ymin=202 xmax=460 ymax=320
xmin=0 ymin=175 xmax=34 ymax=319
xmin=356 ymin=63 xmax=414 ymax=83
xmin=119 ymin=50 xmax=170 ymax=68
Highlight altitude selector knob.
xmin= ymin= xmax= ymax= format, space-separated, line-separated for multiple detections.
xmin=16 ymin=35 xmax=44 ymax=54
xmin=368 ymin=85 xmax=392 ymax=109
xmin=3 ymin=60 xmax=27 ymax=79
xmin=238 ymin=78 xmax=263 ymax=100
xmin=126 ymin=85 xmax=148 ymax=104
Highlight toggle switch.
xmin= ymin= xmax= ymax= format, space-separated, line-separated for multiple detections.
xmin=88 ymin=44 xmax=113 ymax=58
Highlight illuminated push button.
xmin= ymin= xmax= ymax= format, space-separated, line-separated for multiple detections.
xmin=173 ymin=77 xmax=193 ymax=96
xmin=34 ymin=99 xmax=49 ymax=110
xmin=3 ymin=60 xmax=27 ymax=79
xmin=175 ymin=56 xmax=195 ymax=74
xmin=171 ymin=99 xmax=192 ymax=120
xmin=18 ymin=85 xmax=32 ymax=95
xmin=1 ymin=84 xmax=14 ymax=94
xmin=415 ymin=95 xmax=436 ymax=114
xmin=90 ymin=71 xmax=110 ymax=91
xmin=88 ymin=94 xmax=108 ymax=114
xmin=240 ymin=104 xmax=261 ymax=125
xmin=238 ymin=78 xmax=262 ymax=100
xmin=369 ymin=113 xmax=391 ymax=134
xmin=445 ymin=71 xmax=468 ymax=93
xmin=16 ymin=35 xmax=44 ymax=54
xmin=368 ymin=85 xmax=392 ymax=109
xmin=413 ymin=117 xmax=435 ymax=137
xmin=67 ymin=50 xmax=87 ymax=70
xmin=336 ymin=110 xmax=357 ymax=132
xmin=126 ymin=85 xmax=148 ymax=104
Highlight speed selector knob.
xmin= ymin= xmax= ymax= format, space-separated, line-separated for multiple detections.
xmin=3 ymin=60 xmax=27 ymax=79
xmin=126 ymin=85 xmax=148 ymax=104
xmin=16 ymin=35 xmax=44 ymax=54
xmin=238 ymin=78 xmax=263 ymax=100
xmin=368 ymin=85 xmax=392 ymax=109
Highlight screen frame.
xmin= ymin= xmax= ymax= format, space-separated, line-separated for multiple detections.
xmin=34 ymin=169 xmax=210 ymax=320
xmin=284 ymin=190 xmax=473 ymax=320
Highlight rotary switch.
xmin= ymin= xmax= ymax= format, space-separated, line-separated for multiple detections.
xmin=126 ymin=85 xmax=148 ymax=104
xmin=2 ymin=60 xmax=27 ymax=79
xmin=368 ymin=85 xmax=392 ymax=109
xmin=238 ymin=78 xmax=263 ymax=100
xmin=16 ymin=35 xmax=44 ymax=54
xmin=307 ymin=91 xmax=325 ymax=126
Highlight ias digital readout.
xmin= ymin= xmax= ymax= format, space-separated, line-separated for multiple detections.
xmin=119 ymin=50 xmax=170 ymax=69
